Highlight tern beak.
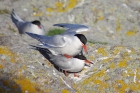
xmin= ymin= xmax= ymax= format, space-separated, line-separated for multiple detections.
xmin=82 ymin=44 xmax=88 ymax=54
xmin=84 ymin=60 xmax=93 ymax=64
xmin=38 ymin=25 xmax=41 ymax=28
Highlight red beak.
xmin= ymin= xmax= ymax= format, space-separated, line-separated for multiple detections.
xmin=38 ymin=25 xmax=41 ymax=28
xmin=84 ymin=60 xmax=93 ymax=64
xmin=82 ymin=44 xmax=87 ymax=53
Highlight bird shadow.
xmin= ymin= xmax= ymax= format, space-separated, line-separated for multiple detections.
xmin=31 ymin=47 xmax=63 ymax=73
xmin=0 ymin=71 xmax=22 ymax=93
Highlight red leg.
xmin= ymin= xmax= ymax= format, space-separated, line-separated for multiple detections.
xmin=74 ymin=73 xmax=79 ymax=77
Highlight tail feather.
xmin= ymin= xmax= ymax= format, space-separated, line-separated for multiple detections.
xmin=11 ymin=9 xmax=23 ymax=24
xmin=29 ymin=44 xmax=52 ymax=60
xmin=29 ymin=44 xmax=52 ymax=54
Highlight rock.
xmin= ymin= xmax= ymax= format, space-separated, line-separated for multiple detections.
xmin=0 ymin=0 xmax=140 ymax=92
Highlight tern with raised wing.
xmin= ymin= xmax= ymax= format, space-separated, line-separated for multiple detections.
xmin=26 ymin=23 xmax=89 ymax=58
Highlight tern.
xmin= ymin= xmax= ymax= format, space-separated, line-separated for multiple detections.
xmin=26 ymin=23 xmax=89 ymax=57
xmin=30 ymin=45 xmax=92 ymax=77
xmin=11 ymin=9 xmax=45 ymax=35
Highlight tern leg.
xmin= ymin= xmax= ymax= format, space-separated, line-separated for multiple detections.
xmin=74 ymin=73 xmax=79 ymax=77
xmin=64 ymin=70 xmax=69 ymax=76
xmin=64 ymin=54 xmax=72 ymax=58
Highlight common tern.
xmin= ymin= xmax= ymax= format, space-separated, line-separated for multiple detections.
xmin=26 ymin=23 xmax=89 ymax=57
xmin=11 ymin=9 xmax=45 ymax=35
xmin=30 ymin=45 xmax=92 ymax=77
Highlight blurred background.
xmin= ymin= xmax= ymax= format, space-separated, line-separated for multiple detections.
xmin=1 ymin=0 xmax=140 ymax=46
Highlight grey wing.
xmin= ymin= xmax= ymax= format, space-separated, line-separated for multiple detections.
xmin=53 ymin=23 xmax=89 ymax=35
xmin=26 ymin=32 xmax=66 ymax=47
xmin=53 ymin=23 xmax=88 ymax=29
xmin=62 ymin=26 xmax=89 ymax=35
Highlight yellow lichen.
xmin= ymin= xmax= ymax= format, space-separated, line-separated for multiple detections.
xmin=75 ymin=46 xmax=140 ymax=93
xmin=89 ymin=56 xmax=95 ymax=60
xmin=126 ymin=28 xmax=137 ymax=36
xmin=0 ymin=64 xmax=4 ymax=69
xmin=97 ymin=47 xmax=108 ymax=56
xmin=0 ymin=46 xmax=17 ymax=63
xmin=115 ymin=80 xmax=128 ymax=92
xmin=112 ymin=48 xmax=120 ymax=55
xmin=93 ymin=79 xmax=108 ymax=88
xmin=33 ymin=12 xmax=43 ymax=17
xmin=65 ymin=0 xmax=77 ymax=11
xmin=46 ymin=8 xmax=53 ymax=12
xmin=62 ymin=89 xmax=70 ymax=93
xmin=110 ymin=62 xmax=115 ymax=68
xmin=32 ymin=7 xmax=38 ymax=11
xmin=46 ymin=0 xmax=80 ymax=13
xmin=80 ymin=70 xmax=106 ymax=85
xmin=0 ymin=34 xmax=5 ymax=36
xmin=116 ymin=20 xmax=121 ymax=31
xmin=15 ymin=78 xmax=37 ymax=93
xmin=118 ymin=59 xmax=127 ymax=67
xmin=97 ymin=15 xmax=104 ymax=20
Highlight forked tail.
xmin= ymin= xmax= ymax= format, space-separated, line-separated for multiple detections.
xmin=11 ymin=9 xmax=23 ymax=24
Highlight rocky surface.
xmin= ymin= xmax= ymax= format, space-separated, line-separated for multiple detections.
xmin=0 ymin=0 xmax=140 ymax=93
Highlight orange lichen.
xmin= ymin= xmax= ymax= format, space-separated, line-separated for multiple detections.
xmin=15 ymin=78 xmax=37 ymax=93
xmin=0 ymin=46 xmax=17 ymax=63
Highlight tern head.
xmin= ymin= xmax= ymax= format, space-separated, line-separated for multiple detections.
xmin=75 ymin=34 xmax=87 ymax=53
xmin=75 ymin=34 xmax=87 ymax=45
xmin=74 ymin=55 xmax=87 ymax=60
xmin=74 ymin=55 xmax=92 ymax=64
xmin=31 ymin=20 xmax=41 ymax=28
